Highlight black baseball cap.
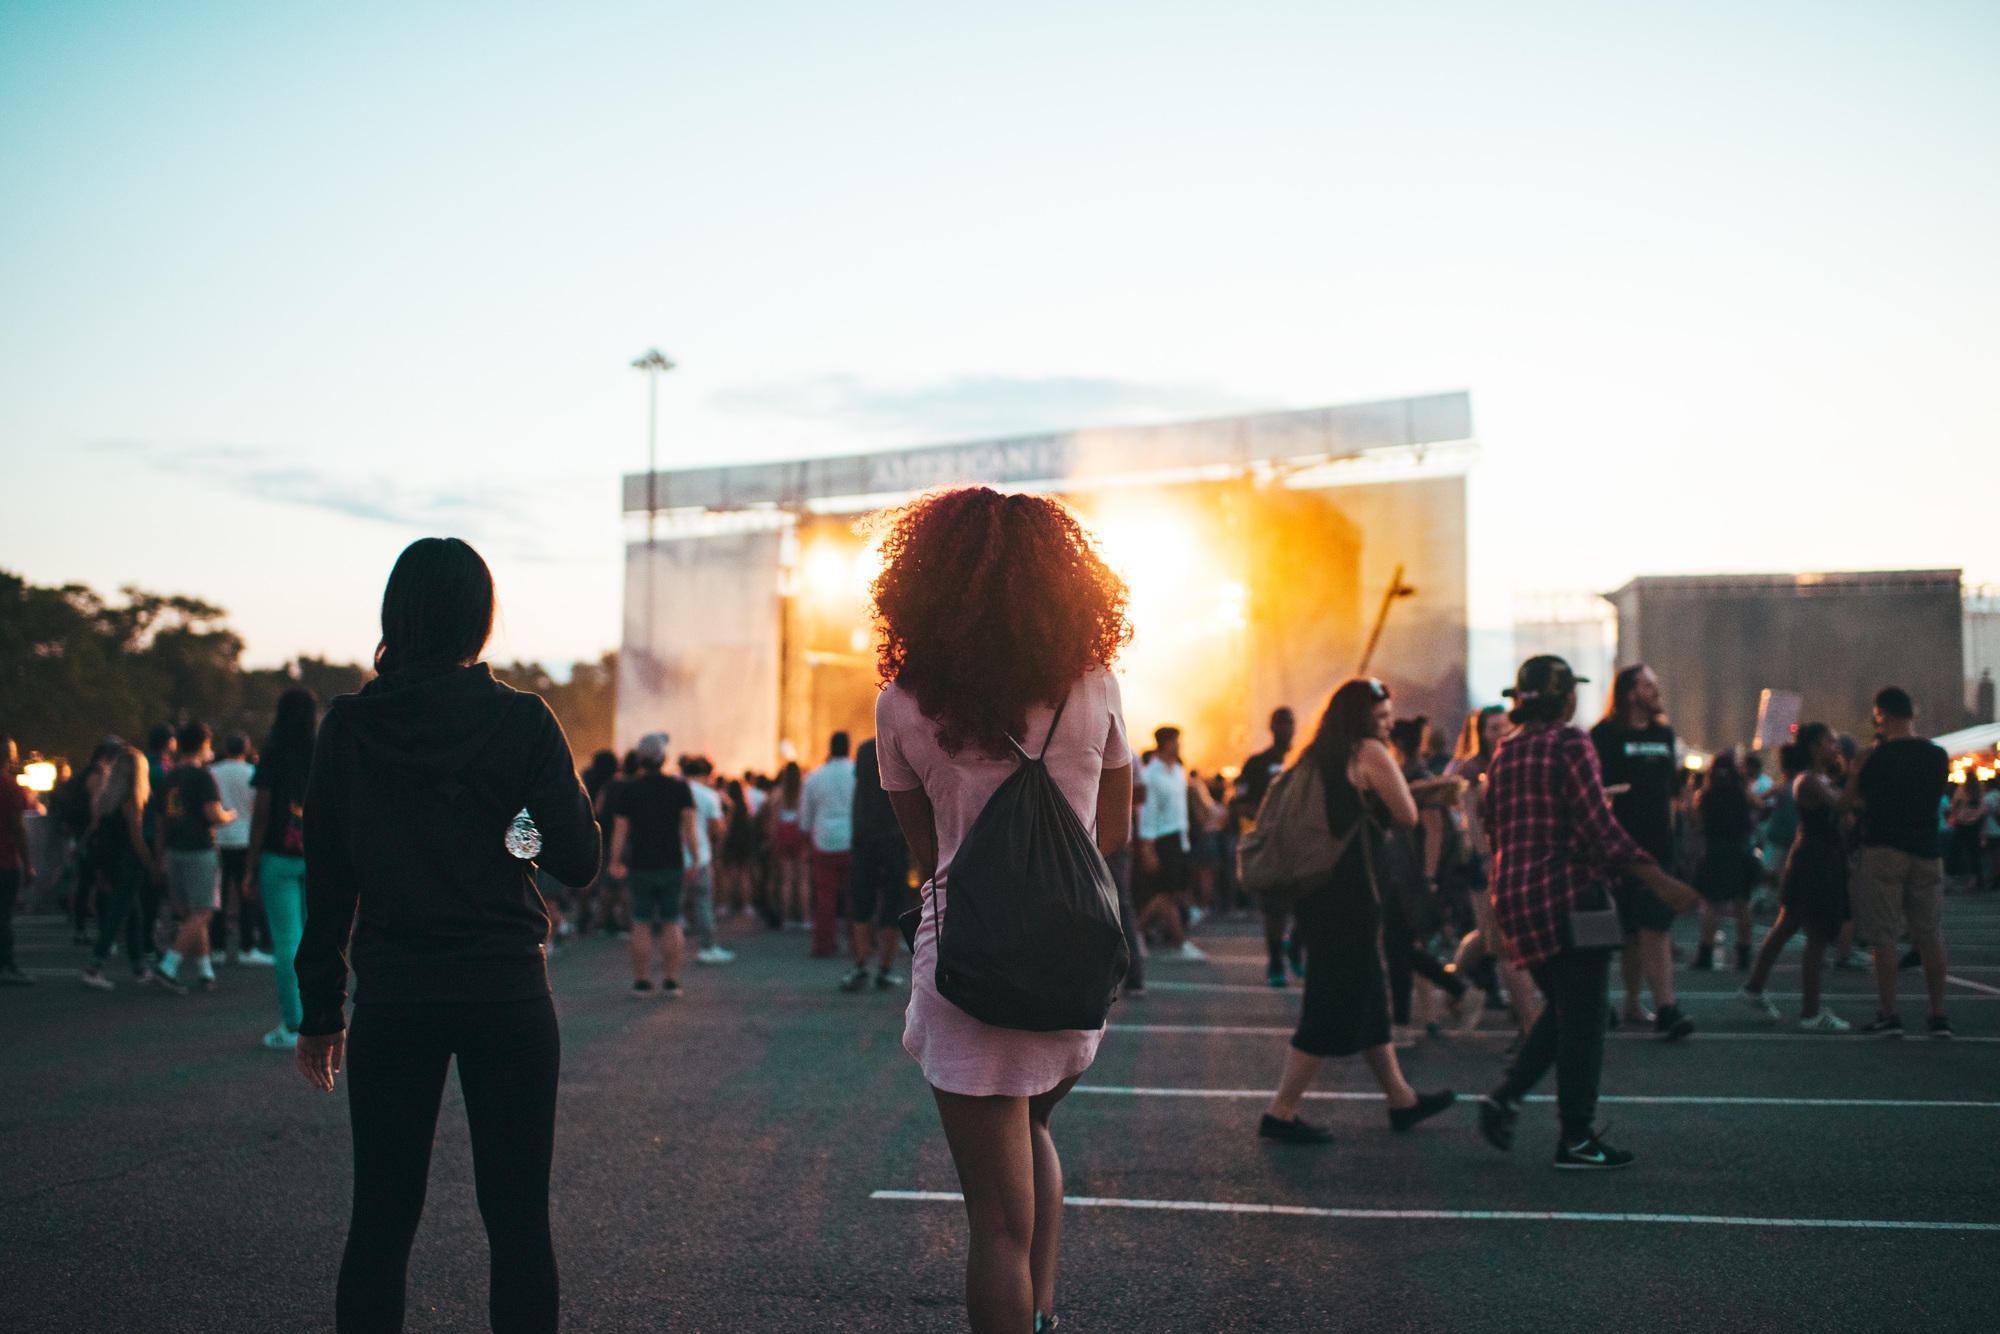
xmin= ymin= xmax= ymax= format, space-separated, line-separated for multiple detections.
xmin=1502 ymin=654 xmax=1588 ymax=701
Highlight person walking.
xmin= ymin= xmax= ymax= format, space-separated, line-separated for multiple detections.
xmin=0 ymin=735 xmax=39 ymax=985
xmin=871 ymin=487 xmax=1133 ymax=1334
xmin=1257 ymin=678 xmax=1460 ymax=1145
xmin=767 ymin=761 xmax=810 ymax=929
xmin=1478 ymin=656 xmax=1699 ymax=1171
xmin=79 ymin=745 xmax=162 ymax=989
xmin=210 ymin=731 xmax=273 ymax=966
xmin=1589 ymin=665 xmax=1694 ymax=1039
xmin=800 ymin=733 xmax=857 ymax=959
xmin=246 ymin=687 xmax=317 ymax=1049
xmin=153 ymin=722 xmax=237 ymax=995
xmin=1135 ymin=727 xmax=1205 ymax=960
xmin=609 ymin=733 xmax=698 ymax=996
xmin=1843 ymin=686 xmax=1955 ymax=1038
xmin=1239 ymin=707 xmax=1301 ymax=987
xmin=1447 ymin=706 xmax=1540 ymax=1032
xmin=842 ymin=736 xmax=910 ymax=992
xmin=1692 ymin=751 xmax=1758 ymax=972
xmin=678 ymin=756 xmax=735 ymax=964
xmin=1740 ymin=724 xmax=1852 ymax=1029
xmin=292 ymin=537 xmax=600 ymax=1334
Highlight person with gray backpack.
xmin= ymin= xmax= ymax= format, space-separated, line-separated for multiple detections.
xmin=1240 ymin=677 xmax=1457 ymax=1146
xmin=869 ymin=487 xmax=1134 ymax=1334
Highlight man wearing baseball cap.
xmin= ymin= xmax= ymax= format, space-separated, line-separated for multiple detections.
xmin=1479 ymin=656 xmax=1700 ymax=1170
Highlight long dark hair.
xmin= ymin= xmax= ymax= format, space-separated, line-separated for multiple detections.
xmin=1304 ymin=677 xmax=1390 ymax=830
xmin=260 ymin=687 xmax=318 ymax=791
xmin=375 ymin=537 xmax=495 ymax=675
xmin=1603 ymin=664 xmax=1664 ymax=726
xmin=869 ymin=488 xmax=1132 ymax=756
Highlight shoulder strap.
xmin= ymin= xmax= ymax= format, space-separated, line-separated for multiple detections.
xmin=1004 ymin=694 xmax=1072 ymax=765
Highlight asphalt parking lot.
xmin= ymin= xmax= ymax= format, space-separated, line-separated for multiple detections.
xmin=4 ymin=898 xmax=1997 ymax=1332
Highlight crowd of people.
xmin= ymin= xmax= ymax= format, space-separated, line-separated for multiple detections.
xmin=0 ymin=506 xmax=1987 ymax=1334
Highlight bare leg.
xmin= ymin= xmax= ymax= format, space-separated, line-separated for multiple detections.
xmin=931 ymin=1088 xmax=1036 ymax=1334
xmin=1265 ymin=1046 xmax=1323 ymax=1121
xmin=1359 ymin=1043 xmax=1417 ymax=1110
xmin=849 ymin=920 xmax=872 ymax=968
xmin=1025 ymin=1077 xmax=1079 ymax=1318
xmin=1799 ymin=928 xmax=1827 ymax=1016
xmin=659 ymin=922 xmax=684 ymax=983
xmin=1619 ymin=933 xmax=1644 ymax=1011
xmin=1747 ymin=910 xmax=1799 ymax=994
xmin=1871 ymin=934 xmax=1900 ymax=1016
xmin=1640 ymin=929 xmax=1677 ymax=1009
xmin=1697 ymin=903 xmax=1721 ymax=960
xmin=629 ymin=922 xmax=653 ymax=981
xmin=1734 ymin=900 xmax=1755 ymax=953
xmin=876 ymin=926 xmax=899 ymax=973
xmin=1917 ymin=930 xmax=1950 ymax=1018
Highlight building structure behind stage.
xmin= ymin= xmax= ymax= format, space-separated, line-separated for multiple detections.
xmin=618 ymin=393 xmax=1476 ymax=774
xmin=1609 ymin=570 xmax=1966 ymax=754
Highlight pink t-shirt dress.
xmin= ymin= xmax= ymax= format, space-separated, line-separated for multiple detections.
xmin=875 ymin=666 xmax=1133 ymax=1098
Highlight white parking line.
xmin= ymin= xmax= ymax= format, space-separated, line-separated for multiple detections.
xmin=1105 ymin=1023 xmax=2000 ymax=1043
xmin=1070 ymin=1085 xmax=2000 ymax=1109
xmin=1947 ymin=974 xmax=2000 ymax=996
xmin=871 ymin=1190 xmax=2000 ymax=1232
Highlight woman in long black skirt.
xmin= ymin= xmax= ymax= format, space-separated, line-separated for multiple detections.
xmin=293 ymin=538 xmax=601 ymax=1334
xmin=1257 ymin=677 xmax=1457 ymax=1144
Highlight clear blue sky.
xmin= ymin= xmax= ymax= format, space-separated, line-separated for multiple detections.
xmin=3 ymin=1 xmax=1995 ymax=685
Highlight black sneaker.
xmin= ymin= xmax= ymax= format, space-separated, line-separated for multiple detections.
xmin=840 ymin=966 xmax=871 ymax=993
xmin=1654 ymin=1004 xmax=1695 ymax=1042
xmin=1555 ymin=1131 xmax=1635 ymax=1171
xmin=1389 ymin=1089 xmax=1456 ymax=1133
xmin=1258 ymin=1113 xmax=1334 ymax=1144
xmin=1928 ymin=1015 xmax=1954 ymax=1040
xmin=631 ymin=979 xmax=654 ymax=995
xmin=660 ymin=978 xmax=681 ymax=997
xmin=1861 ymin=1012 xmax=1903 ymax=1037
xmin=151 ymin=967 xmax=188 ymax=997
xmin=1478 ymin=1096 xmax=1519 ymax=1152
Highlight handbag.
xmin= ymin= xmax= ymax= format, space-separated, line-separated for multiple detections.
xmin=1564 ymin=885 xmax=1624 ymax=951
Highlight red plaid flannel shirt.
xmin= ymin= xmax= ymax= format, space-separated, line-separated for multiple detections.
xmin=1484 ymin=723 xmax=1653 ymax=969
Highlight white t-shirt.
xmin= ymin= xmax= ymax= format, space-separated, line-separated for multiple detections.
xmin=685 ymin=781 xmax=722 ymax=868
xmin=800 ymin=758 xmax=857 ymax=852
xmin=1138 ymin=757 xmax=1189 ymax=847
xmin=210 ymin=759 xmax=256 ymax=850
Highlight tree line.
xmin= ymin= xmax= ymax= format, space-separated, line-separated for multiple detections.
xmin=0 ymin=569 xmax=615 ymax=767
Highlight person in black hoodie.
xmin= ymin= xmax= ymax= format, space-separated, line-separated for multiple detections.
xmin=294 ymin=537 xmax=599 ymax=1334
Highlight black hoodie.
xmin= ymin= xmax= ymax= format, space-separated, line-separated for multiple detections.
xmin=296 ymin=663 xmax=600 ymax=1035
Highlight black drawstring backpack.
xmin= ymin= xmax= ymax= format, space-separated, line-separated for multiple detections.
xmin=918 ymin=696 xmax=1131 ymax=1032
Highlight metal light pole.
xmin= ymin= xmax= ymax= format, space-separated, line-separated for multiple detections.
xmin=631 ymin=349 xmax=675 ymax=657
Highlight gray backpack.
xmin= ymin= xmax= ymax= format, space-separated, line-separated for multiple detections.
xmin=1236 ymin=756 xmax=1371 ymax=904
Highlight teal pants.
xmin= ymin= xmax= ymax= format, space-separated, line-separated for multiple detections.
xmin=259 ymin=853 xmax=307 ymax=1032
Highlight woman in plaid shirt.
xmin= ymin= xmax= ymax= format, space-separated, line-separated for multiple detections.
xmin=1478 ymin=656 xmax=1698 ymax=1170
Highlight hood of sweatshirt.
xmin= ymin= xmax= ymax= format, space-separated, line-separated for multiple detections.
xmin=330 ymin=663 xmax=518 ymax=775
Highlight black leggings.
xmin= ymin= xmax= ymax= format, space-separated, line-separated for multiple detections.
xmin=339 ymin=996 xmax=561 ymax=1334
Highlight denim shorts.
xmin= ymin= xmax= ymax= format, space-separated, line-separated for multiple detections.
xmin=627 ymin=866 xmax=684 ymax=927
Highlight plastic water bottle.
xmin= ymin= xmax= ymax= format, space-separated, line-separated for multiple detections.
xmin=504 ymin=808 xmax=542 ymax=860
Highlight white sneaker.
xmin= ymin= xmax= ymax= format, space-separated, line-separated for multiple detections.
xmin=1176 ymin=941 xmax=1209 ymax=961
xmin=695 ymin=946 xmax=737 ymax=965
xmin=262 ymin=1026 xmax=299 ymax=1050
xmin=1799 ymin=1009 xmax=1851 ymax=1032
xmin=1740 ymin=987 xmax=1780 ymax=1019
xmin=238 ymin=949 xmax=276 ymax=966
xmin=81 ymin=967 xmax=115 ymax=992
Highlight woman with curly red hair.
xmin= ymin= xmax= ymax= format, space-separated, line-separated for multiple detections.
xmin=870 ymin=487 xmax=1133 ymax=1334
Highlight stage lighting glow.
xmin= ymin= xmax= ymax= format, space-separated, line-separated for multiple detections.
xmin=18 ymin=761 xmax=57 ymax=793
xmin=804 ymin=544 xmax=850 ymax=599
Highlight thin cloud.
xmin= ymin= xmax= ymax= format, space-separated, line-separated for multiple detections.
xmin=710 ymin=373 xmax=1256 ymax=443
xmin=84 ymin=440 xmax=608 ymax=563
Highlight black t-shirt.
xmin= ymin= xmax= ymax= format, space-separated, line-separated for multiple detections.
xmin=1857 ymin=736 xmax=1951 ymax=859
xmin=1238 ymin=744 xmax=1289 ymax=816
xmin=163 ymin=765 xmax=223 ymax=852
xmin=1698 ymin=779 xmax=1753 ymax=844
xmin=1590 ymin=719 xmax=1677 ymax=862
xmin=253 ymin=759 xmax=309 ymax=858
xmin=850 ymin=739 xmax=903 ymax=847
xmin=617 ymin=771 xmax=695 ymax=871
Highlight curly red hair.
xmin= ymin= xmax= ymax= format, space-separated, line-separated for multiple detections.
xmin=868 ymin=487 xmax=1131 ymax=756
